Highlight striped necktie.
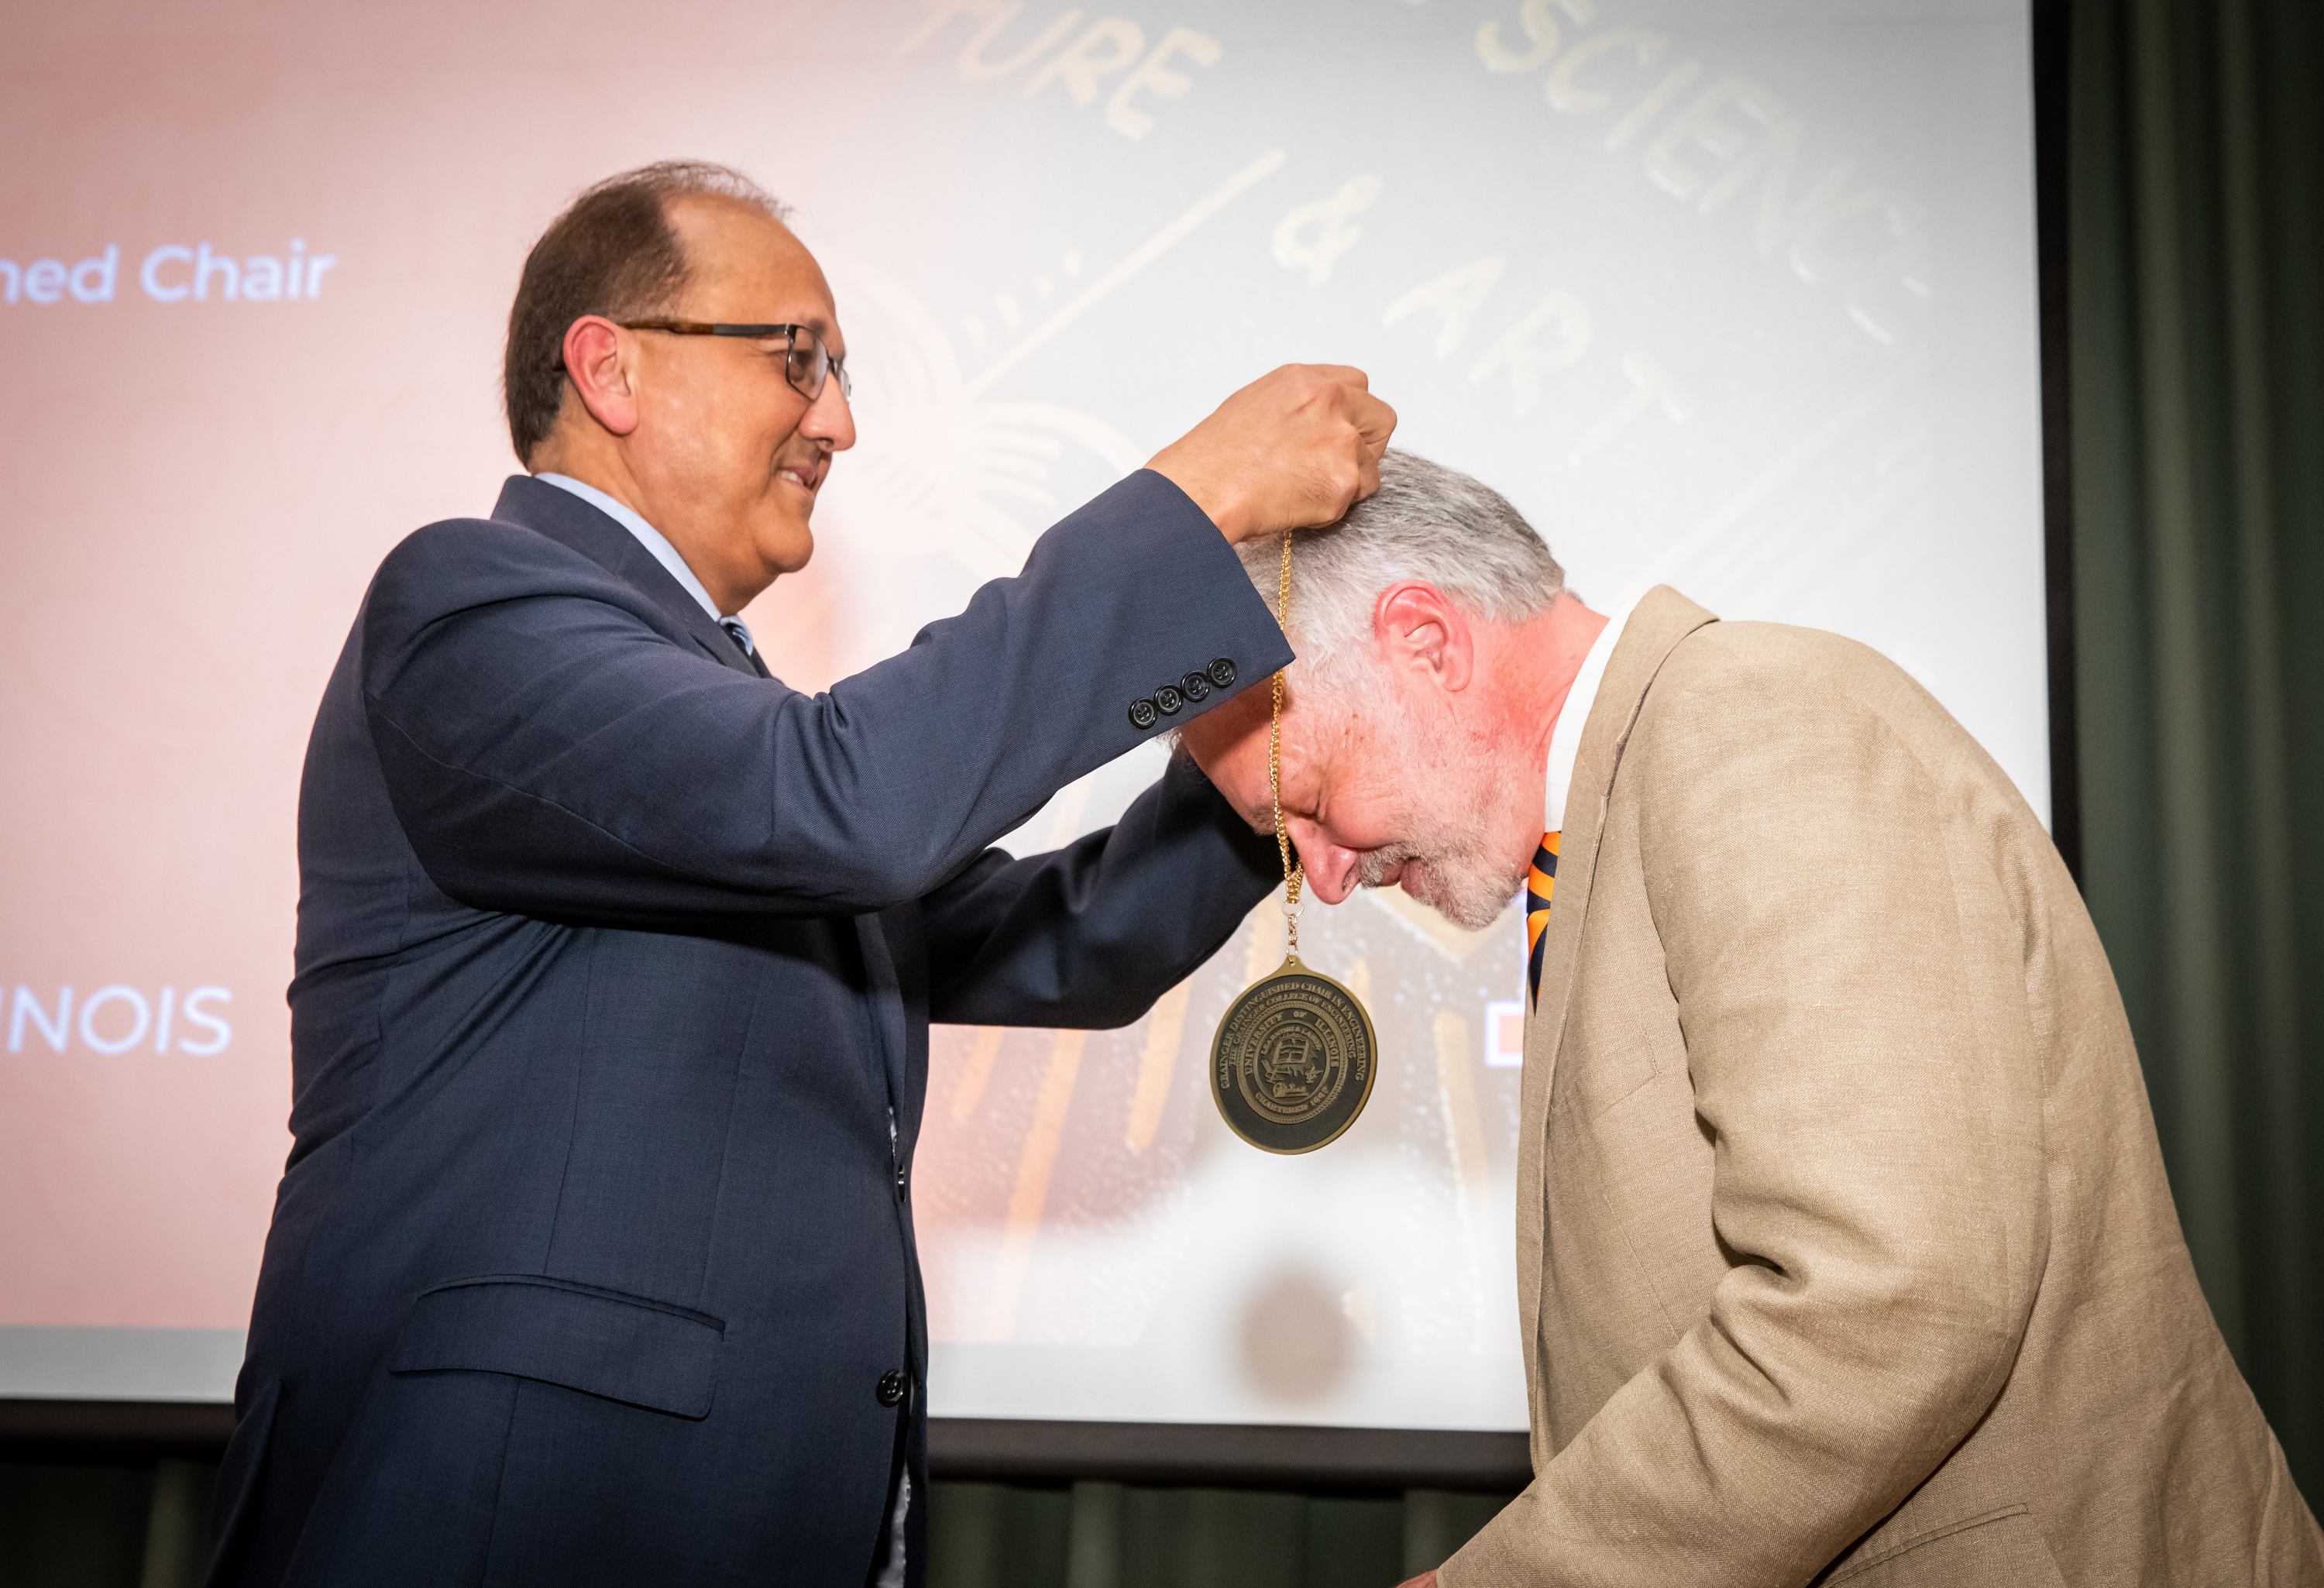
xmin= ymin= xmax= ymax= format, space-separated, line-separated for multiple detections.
xmin=1527 ymin=831 xmax=1559 ymax=1004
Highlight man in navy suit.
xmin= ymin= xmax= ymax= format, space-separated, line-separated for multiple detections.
xmin=210 ymin=160 xmax=1394 ymax=1586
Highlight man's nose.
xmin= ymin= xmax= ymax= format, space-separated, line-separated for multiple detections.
xmin=1289 ymin=821 xmax=1358 ymax=906
xmin=803 ymin=381 xmax=856 ymax=451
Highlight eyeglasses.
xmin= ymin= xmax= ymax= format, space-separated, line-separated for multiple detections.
xmin=615 ymin=319 xmax=851 ymax=402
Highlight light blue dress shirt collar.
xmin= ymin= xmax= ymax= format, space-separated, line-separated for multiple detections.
xmin=535 ymin=472 xmax=755 ymax=654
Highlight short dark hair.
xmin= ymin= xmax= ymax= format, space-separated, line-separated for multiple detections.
xmin=502 ymin=160 xmax=786 ymax=463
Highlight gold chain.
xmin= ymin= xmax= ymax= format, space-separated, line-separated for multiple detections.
xmin=1270 ymin=526 xmax=1304 ymax=957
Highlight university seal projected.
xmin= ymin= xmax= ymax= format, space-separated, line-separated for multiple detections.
xmin=1210 ymin=956 xmax=1377 ymax=1154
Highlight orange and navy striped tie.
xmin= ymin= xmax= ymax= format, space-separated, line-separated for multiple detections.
xmin=1527 ymin=831 xmax=1559 ymax=1003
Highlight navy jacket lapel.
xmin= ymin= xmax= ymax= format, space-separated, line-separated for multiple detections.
xmin=490 ymin=475 xmax=759 ymax=679
xmin=853 ymin=915 xmax=909 ymax=1119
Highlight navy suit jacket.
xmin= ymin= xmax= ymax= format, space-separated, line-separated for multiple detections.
xmin=211 ymin=472 xmax=1288 ymax=1586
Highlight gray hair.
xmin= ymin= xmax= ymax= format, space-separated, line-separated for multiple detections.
xmin=1236 ymin=450 xmax=1565 ymax=693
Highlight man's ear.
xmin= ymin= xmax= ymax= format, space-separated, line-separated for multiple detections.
xmin=559 ymin=315 xmax=642 ymax=438
xmin=1373 ymin=583 xmax=1473 ymax=692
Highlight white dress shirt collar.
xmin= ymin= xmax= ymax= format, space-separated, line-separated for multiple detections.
xmin=535 ymin=473 xmax=755 ymax=651
xmin=1542 ymin=596 xmax=1636 ymax=834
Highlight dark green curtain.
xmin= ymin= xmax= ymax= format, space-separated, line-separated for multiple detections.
xmin=923 ymin=1481 xmax=1502 ymax=1588
xmin=0 ymin=1464 xmax=1502 ymax=1588
xmin=0 ymin=1459 xmax=215 ymax=1587
xmin=2069 ymin=0 xmax=2324 ymax=1503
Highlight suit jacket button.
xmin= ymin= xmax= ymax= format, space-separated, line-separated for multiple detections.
xmin=1153 ymin=682 xmax=1184 ymax=716
xmin=1207 ymin=657 xmax=1237 ymax=689
xmin=1128 ymin=697 xmax=1159 ymax=730
xmin=1179 ymin=671 xmax=1212 ymax=703
xmin=877 ymin=1369 xmax=908 ymax=1408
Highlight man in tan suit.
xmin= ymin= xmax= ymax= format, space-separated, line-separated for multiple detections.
xmin=1180 ymin=452 xmax=2322 ymax=1585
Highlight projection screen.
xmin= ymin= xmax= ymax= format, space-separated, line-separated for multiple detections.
xmin=0 ymin=0 xmax=2046 ymax=1435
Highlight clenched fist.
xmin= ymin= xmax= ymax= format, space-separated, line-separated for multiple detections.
xmin=1147 ymin=364 xmax=1397 ymax=545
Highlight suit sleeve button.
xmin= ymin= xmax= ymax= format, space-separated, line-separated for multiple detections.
xmin=877 ymin=1369 xmax=908 ymax=1408
xmin=1128 ymin=697 xmax=1159 ymax=730
xmin=1179 ymin=671 xmax=1212 ymax=703
xmin=1153 ymin=683 xmax=1184 ymax=716
xmin=1207 ymin=657 xmax=1237 ymax=689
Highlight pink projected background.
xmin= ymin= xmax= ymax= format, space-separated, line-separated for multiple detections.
xmin=0 ymin=0 xmax=2044 ymax=1426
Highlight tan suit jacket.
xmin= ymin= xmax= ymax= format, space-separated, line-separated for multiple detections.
xmin=1443 ymin=589 xmax=2322 ymax=1586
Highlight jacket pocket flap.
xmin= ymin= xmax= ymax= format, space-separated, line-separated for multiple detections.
xmin=388 ymin=1276 xmax=722 ymax=1420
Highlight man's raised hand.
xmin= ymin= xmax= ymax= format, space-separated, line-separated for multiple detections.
xmin=1147 ymin=364 xmax=1397 ymax=545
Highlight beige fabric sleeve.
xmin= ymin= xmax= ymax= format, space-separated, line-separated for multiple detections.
xmin=1446 ymin=646 xmax=2051 ymax=1586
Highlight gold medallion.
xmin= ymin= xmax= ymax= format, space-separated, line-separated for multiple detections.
xmin=1211 ymin=524 xmax=1380 ymax=1152
xmin=1211 ymin=954 xmax=1377 ymax=1154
